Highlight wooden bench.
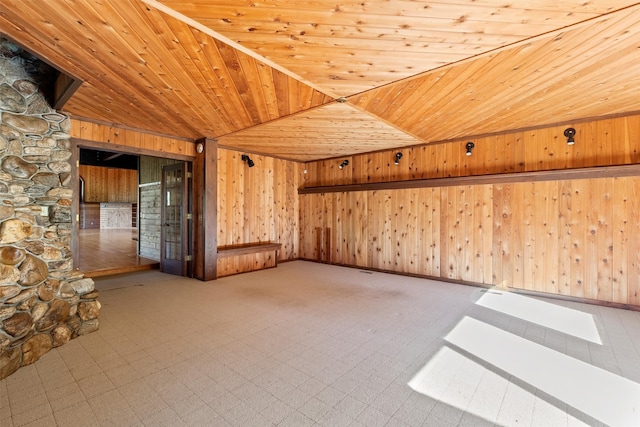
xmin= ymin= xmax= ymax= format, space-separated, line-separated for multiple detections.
xmin=216 ymin=242 xmax=282 ymax=277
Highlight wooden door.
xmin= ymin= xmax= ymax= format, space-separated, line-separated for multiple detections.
xmin=161 ymin=163 xmax=189 ymax=275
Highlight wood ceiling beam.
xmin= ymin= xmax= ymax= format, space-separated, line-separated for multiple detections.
xmin=140 ymin=0 xmax=340 ymax=99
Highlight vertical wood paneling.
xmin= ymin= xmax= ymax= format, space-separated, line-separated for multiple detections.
xmin=597 ymin=178 xmax=614 ymax=302
xmin=460 ymin=186 xmax=474 ymax=282
xmin=611 ymin=178 xmax=628 ymax=303
xmin=558 ymin=181 xmax=573 ymax=296
xmin=297 ymin=114 xmax=639 ymax=306
xmin=439 ymin=187 xmax=450 ymax=278
xmin=629 ymin=178 xmax=640 ymax=306
xmin=298 ymin=176 xmax=640 ymax=306
xmin=79 ymin=165 xmax=137 ymax=203
xmin=354 ymin=191 xmax=367 ymax=266
xmin=570 ymin=181 xmax=587 ymax=298
xmin=584 ymin=182 xmax=599 ymax=300
xmin=139 ymin=156 xmax=181 ymax=184
xmin=480 ymin=185 xmax=493 ymax=285
xmin=431 ymin=187 xmax=442 ymax=278
xmin=303 ymin=114 xmax=640 ymax=188
xmin=492 ymin=184 xmax=504 ymax=286
xmin=217 ymin=148 xmax=299 ymax=260
xmin=545 ymin=181 xmax=560 ymax=295
xmin=71 ymin=119 xmax=196 ymax=157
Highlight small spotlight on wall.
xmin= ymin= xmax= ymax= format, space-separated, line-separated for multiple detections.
xmin=241 ymin=154 xmax=255 ymax=167
xmin=338 ymin=159 xmax=349 ymax=170
xmin=564 ymin=127 xmax=576 ymax=145
xmin=394 ymin=152 xmax=403 ymax=165
xmin=465 ymin=142 xmax=475 ymax=156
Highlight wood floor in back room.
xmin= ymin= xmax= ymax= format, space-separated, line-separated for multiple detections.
xmin=78 ymin=228 xmax=158 ymax=278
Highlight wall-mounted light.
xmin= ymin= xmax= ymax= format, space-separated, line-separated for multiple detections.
xmin=241 ymin=154 xmax=255 ymax=167
xmin=465 ymin=142 xmax=475 ymax=156
xmin=564 ymin=127 xmax=576 ymax=145
xmin=338 ymin=159 xmax=349 ymax=170
xmin=394 ymin=152 xmax=403 ymax=165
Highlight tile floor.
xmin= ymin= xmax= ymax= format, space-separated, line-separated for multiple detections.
xmin=1 ymin=261 xmax=639 ymax=426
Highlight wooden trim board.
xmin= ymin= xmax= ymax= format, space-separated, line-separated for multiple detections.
xmin=300 ymin=164 xmax=640 ymax=194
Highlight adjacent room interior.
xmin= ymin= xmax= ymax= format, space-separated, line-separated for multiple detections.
xmin=0 ymin=1 xmax=639 ymax=426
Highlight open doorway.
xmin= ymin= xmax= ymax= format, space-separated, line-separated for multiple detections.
xmin=77 ymin=148 xmax=190 ymax=277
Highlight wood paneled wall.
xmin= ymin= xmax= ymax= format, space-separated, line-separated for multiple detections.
xmin=299 ymin=115 xmax=640 ymax=307
xmin=139 ymin=156 xmax=183 ymax=184
xmin=299 ymin=177 xmax=640 ymax=306
xmin=217 ymin=149 xmax=301 ymax=261
xmin=71 ymin=119 xmax=196 ymax=157
xmin=303 ymin=115 xmax=640 ymax=187
xmin=79 ymin=165 xmax=137 ymax=203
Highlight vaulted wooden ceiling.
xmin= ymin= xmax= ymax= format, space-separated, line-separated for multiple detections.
xmin=1 ymin=1 xmax=639 ymax=161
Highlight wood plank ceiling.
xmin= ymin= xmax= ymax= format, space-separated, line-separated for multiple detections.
xmin=1 ymin=1 xmax=639 ymax=161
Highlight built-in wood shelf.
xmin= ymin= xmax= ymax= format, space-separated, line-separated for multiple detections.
xmin=217 ymin=242 xmax=282 ymax=278
xmin=299 ymin=164 xmax=640 ymax=194
xmin=217 ymin=242 xmax=282 ymax=258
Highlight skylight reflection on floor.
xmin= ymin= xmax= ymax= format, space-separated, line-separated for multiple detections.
xmin=445 ymin=316 xmax=640 ymax=427
xmin=475 ymin=290 xmax=602 ymax=344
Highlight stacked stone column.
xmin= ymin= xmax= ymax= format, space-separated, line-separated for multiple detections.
xmin=1 ymin=53 xmax=100 ymax=380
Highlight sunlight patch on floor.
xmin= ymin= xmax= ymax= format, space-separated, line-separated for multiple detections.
xmin=408 ymin=346 xmax=591 ymax=426
xmin=475 ymin=290 xmax=602 ymax=344
xmin=444 ymin=316 xmax=640 ymax=427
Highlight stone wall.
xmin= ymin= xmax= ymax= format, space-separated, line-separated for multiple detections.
xmin=0 ymin=53 xmax=100 ymax=379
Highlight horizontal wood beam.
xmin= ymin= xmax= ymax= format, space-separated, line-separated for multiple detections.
xmin=299 ymin=164 xmax=640 ymax=194
xmin=73 ymin=138 xmax=195 ymax=162
xmin=53 ymin=73 xmax=83 ymax=110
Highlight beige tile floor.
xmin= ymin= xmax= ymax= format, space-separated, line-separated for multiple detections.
xmin=1 ymin=261 xmax=639 ymax=426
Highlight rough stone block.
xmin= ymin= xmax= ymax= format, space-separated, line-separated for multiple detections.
xmin=77 ymin=319 xmax=99 ymax=336
xmin=47 ymin=161 xmax=71 ymax=174
xmin=48 ymin=205 xmax=71 ymax=223
xmin=36 ymin=299 xmax=70 ymax=331
xmin=51 ymin=324 xmax=71 ymax=347
xmin=0 ymin=283 xmax=20 ymax=300
xmin=77 ymin=301 xmax=100 ymax=321
xmin=0 ymin=347 xmax=22 ymax=380
xmin=18 ymin=254 xmax=48 ymax=287
xmin=21 ymin=334 xmax=52 ymax=365
xmin=6 ymin=288 xmax=37 ymax=305
xmin=0 ymin=306 xmax=16 ymax=322
xmin=32 ymin=172 xmax=60 ymax=187
xmin=0 ymin=265 xmax=20 ymax=286
xmin=69 ymin=278 xmax=95 ymax=295
xmin=0 ymin=245 xmax=26 ymax=265
xmin=0 ymin=205 xmax=15 ymax=220
xmin=1 ymin=156 xmax=38 ymax=179
xmin=0 ymin=218 xmax=33 ymax=243
xmin=0 ymin=83 xmax=26 ymax=113
xmin=3 ymin=312 xmax=33 ymax=337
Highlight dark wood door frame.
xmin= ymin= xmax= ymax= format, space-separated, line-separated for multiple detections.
xmin=71 ymin=137 xmax=218 ymax=280
xmin=70 ymin=138 xmax=198 ymax=273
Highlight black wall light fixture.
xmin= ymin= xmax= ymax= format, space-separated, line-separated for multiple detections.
xmin=241 ymin=154 xmax=255 ymax=167
xmin=465 ymin=142 xmax=475 ymax=156
xmin=339 ymin=159 xmax=349 ymax=170
xmin=564 ymin=127 xmax=576 ymax=145
xmin=394 ymin=152 xmax=403 ymax=165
